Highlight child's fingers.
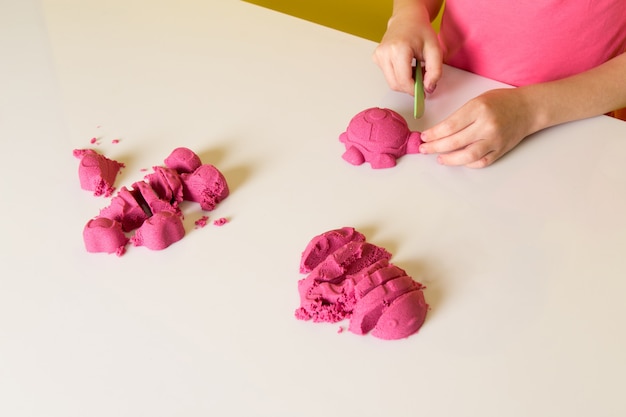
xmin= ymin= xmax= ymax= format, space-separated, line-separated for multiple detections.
xmin=392 ymin=47 xmax=419 ymax=94
xmin=421 ymin=112 xmax=471 ymax=145
xmin=420 ymin=129 xmax=474 ymax=155
xmin=422 ymin=43 xmax=443 ymax=93
xmin=373 ymin=46 xmax=414 ymax=94
xmin=436 ymin=140 xmax=493 ymax=167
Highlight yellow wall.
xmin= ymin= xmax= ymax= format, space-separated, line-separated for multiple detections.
xmin=243 ymin=0 xmax=443 ymax=43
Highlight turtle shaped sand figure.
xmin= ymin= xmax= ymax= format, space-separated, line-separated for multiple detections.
xmin=339 ymin=107 xmax=423 ymax=169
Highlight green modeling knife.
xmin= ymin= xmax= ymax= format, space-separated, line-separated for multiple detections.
xmin=414 ymin=65 xmax=425 ymax=119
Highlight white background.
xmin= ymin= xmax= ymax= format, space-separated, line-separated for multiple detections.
xmin=2 ymin=1 xmax=626 ymax=416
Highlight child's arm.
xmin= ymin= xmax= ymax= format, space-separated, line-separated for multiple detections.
xmin=419 ymin=52 xmax=626 ymax=168
xmin=372 ymin=0 xmax=444 ymax=95
xmin=523 ymin=52 xmax=626 ymax=128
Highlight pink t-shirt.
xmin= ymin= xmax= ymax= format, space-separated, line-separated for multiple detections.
xmin=439 ymin=0 xmax=626 ymax=86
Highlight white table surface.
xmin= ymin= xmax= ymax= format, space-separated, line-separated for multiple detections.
xmin=2 ymin=1 xmax=626 ymax=416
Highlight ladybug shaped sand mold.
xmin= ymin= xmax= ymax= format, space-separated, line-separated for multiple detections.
xmin=339 ymin=107 xmax=423 ymax=169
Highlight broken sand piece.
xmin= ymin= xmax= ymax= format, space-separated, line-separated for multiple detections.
xmin=164 ymin=146 xmax=202 ymax=174
xmin=295 ymin=227 xmax=428 ymax=340
xmin=130 ymin=211 xmax=185 ymax=250
xmin=299 ymin=227 xmax=366 ymax=274
xmin=145 ymin=166 xmax=184 ymax=206
xmin=73 ymin=148 xmax=125 ymax=197
xmin=98 ymin=186 xmax=148 ymax=232
xmin=180 ymin=164 xmax=229 ymax=211
xmin=78 ymin=146 xmax=230 ymax=254
xmin=83 ymin=217 xmax=129 ymax=254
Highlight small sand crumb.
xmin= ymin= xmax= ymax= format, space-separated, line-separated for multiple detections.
xmin=195 ymin=215 xmax=209 ymax=229
xmin=213 ymin=217 xmax=228 ymax=226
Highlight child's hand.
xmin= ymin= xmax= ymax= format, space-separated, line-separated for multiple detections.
xmin=373 ymin=12 xmax=442 ymax=95
xmin=419 ymin=89 xmax=534 ymax=168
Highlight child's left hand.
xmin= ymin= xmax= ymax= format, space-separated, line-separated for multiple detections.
xmin=419 ymin=88 xmax=535 ymax=168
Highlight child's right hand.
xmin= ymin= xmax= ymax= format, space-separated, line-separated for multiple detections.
xmin=372 ymin=9 xmax=443 ymax=96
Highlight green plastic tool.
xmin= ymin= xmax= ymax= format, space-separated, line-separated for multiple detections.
xmin=413 ymin=65 xmax=425 ymax=119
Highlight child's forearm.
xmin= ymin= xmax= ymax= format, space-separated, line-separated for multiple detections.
xmin=390 ymin=0 xmax=444 ymax=24
xmin=520 ymin=52 xmax=626 ymax=132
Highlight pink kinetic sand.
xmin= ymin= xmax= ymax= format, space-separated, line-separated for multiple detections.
xmin=73 ymin=149 xmax=125 ymax=197
xmin=164 ymin=147 xmax=202 ymax=173
xmin=213 ymin=217 xmax=228 ymax=226
xmin=83 ymin=217 xmax=129 ymax=254
xmin=130 ymin=211 xmax=185 ymax=250
xmin=299 ymin=227 xmax=366 ymax=274
xmin=339 ymin=107 xmax=422 ymax=169
xmin=77 ymin=147 xmax=229 ymax=254
xmin=180 ymin=164 xmax=229 ymax=211
xmin=98 ymin=186 xmax=148 ymax=232
xmin=304 ymin=240 xmax=392 ymax=285
xmin=132 ymin=180 xmax=179 ymax=217
xmin=195 ymin=215 xmax=209 ymax=229
xmin=295 ymin=227 xmax=428 ymax=340
xmin=145 ymin=166 xmax=184 ymax=206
